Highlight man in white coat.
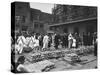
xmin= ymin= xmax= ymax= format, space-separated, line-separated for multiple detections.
xmin=29 ymin=34 xmax=39 ymax=49
xmin=42 ymin=34 xmax=49 ymax=49
xmin=72 ymin=37 xmax=76 ymax=48
xmin=29 ymin=35 xmax=35 ymax=49
xmin=68 ymin=33 xmax=73 ymax=48
xmin=16 ymin=32 xmax=26 ymax=54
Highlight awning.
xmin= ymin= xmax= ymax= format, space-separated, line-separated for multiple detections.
xmin=49 ymin=17 xmax=97 ymax=27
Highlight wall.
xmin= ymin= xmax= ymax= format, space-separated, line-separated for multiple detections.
xmin=14 ymin=2 xmax=32 ymax=31
xmin=49 ymin=19 xmax=97 ymax=37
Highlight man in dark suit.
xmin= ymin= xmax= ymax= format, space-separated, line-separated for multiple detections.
xmin=54 ymin=34 xmax=60 ymax=49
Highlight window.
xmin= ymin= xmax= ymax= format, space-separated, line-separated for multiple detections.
xmin=18 ymin=6 xmax=22 ymax=9
xmin=40 ymin=24 xmax=44 ymax=28
xmin=15 ymin=16 xmax=20 ymax=22
xmin=22 ymin=16 xmax=25 ymax=22
xmin=15 ymin=16 xmax=25 ymax=23
xmin=22 ymin=26 xmax=28 ymax=31
xmin=34 ymin=22 xmax=38 ymax=28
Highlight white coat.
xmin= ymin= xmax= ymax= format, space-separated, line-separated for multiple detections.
xmin=72 ymin=38 xmax=76 ymax=47
xmin=43 ymin=35 xmax=49 ymax=49
xmin=17 ymin=35 xmax=26 ymax=53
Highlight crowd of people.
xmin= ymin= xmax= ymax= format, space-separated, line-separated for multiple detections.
xmin=11 ymin=31 xmax=97 ymax=73
xmin=11 ymin=31 xmax=97 ymax=54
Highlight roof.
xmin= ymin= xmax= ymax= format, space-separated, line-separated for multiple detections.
xmin=49 ymin=17 xmax=97 ymax=27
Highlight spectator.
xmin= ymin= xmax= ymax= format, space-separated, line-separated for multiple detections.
xmin=38 ymin=34 xmax=43 ymax=48
xmin=16 ymin=32 xmax=26 ymax=54
xmin=72 ymin=37 xmax=76 ymax=48
xmin=54 ymin=33 xmax=60 ymax=49
xmin=94 ymin=38 xmax=97 ymax=56
xmin=42 ymin=34 xmax=49 ymax=49
xmin=68 ymin=33 xmax=73 ymax=48
xmin=11 ymin=56 xmax=27 ymax=73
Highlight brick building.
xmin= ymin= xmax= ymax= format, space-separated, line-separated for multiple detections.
xmin=30 ymin=8 xmax=53 ymax=34
xmin=49 ymin=4 xmax=97 ymax=37
xmin=11 ymin=2 xmax=32 ymax=32
xmin=11 ymin=2 xmax=53 ymax=34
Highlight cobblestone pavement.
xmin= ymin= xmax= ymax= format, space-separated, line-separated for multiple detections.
xmin=14 ymin=46 xmax=97 ymax=72
xmin=49 ymin=54 xmax=97 ymax=71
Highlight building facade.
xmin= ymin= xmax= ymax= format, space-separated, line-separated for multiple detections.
xmin=30 ymin=8 xmax=53 ymax=34
xmin=14 ymin=2 xmax=32 ymax=32
xmin=52 ymin=4 xmax=97 ymax=24
xmin=49 ymin=4 xmax=97 ymax=37
xmin=11 ymin=2 xmax=53 ymax=34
